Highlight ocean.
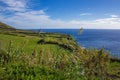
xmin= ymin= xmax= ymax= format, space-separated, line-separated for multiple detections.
xmin=34 ymin=29 xmax=120 ymax=58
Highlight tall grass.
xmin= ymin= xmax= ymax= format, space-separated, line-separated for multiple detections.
xmin=0 ymin=41 xmax=112 ymax=80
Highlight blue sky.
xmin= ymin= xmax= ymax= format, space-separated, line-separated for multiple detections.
xmin=0 ymin=0 xmax=120 ymax=29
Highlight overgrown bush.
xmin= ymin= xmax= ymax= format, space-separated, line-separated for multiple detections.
xmin=76 ymin=47 xmax=110 ymax=79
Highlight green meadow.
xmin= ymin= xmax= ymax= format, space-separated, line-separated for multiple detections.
xmin=0 ymin=34 xmax=73 ymax=54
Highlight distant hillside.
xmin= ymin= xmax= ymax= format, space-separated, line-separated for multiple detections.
xmin=0 ymin=22 xmax=15 ymax=29
xmin=0 ymin=21 xmax=34 ymax=34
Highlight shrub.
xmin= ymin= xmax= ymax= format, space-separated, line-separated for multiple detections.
xmin=37 ymin=39 xmax=45 ymax=44
xmin=76 ymin=48 xmax=110 ymax=79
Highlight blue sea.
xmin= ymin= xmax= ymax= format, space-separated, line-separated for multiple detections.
xmin=34 ymin=29 xmax=120 ymax=58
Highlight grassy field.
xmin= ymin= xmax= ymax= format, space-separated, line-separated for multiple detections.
xmin=0 ymin=33 xmax=120 ymax=80
xmin=0 ymin=33 xmax=74 ymax=55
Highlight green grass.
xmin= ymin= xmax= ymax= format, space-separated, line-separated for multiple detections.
xmin=109 ymin=62 xmax=120 ymax=79
xmin=0 ymin=33 xmax=73 ymax=55
xmin=0 ymin=40 xmax=112 ymax=80
xmin=0 ymin=33 xmax=120 ymax=79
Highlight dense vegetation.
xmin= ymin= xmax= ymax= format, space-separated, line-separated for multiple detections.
xmin=0 ymin=22 xmax=120 ymax=80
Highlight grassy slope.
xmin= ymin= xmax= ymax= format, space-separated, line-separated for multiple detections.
xmin=0 ymin=22 xmax=14 ymax=29
xmin=0 ymin=33 xmax=73 ymax=55
xmin=109 ymin=62 xmax=120 ymax=78
xmin=0 ymin=22 xmax=76 ymax=54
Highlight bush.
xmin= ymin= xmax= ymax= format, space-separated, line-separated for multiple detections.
xmin=76 ymin=48 xmax=110 ymax=79
xmin=37 ymin=39 xmax=45 ymax=44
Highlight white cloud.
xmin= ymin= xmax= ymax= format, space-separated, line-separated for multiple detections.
xmin=83 ymin=17 xmax=120 ymax=29
xmin=0 ymin=0 xmax=27 ymax=12
xmin=110 ymin=15 xmax=118 ymax=18
xmin=105 ymin=14 xmax=119 ymax=18
xmin=1 ymin=12 xmax=120 ymax=29
xmin=80 ymin=13 xmax=92 ymax=16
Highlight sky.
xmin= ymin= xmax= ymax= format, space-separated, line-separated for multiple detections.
xmin=0 ymin=0 xmax=120 ymax=29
